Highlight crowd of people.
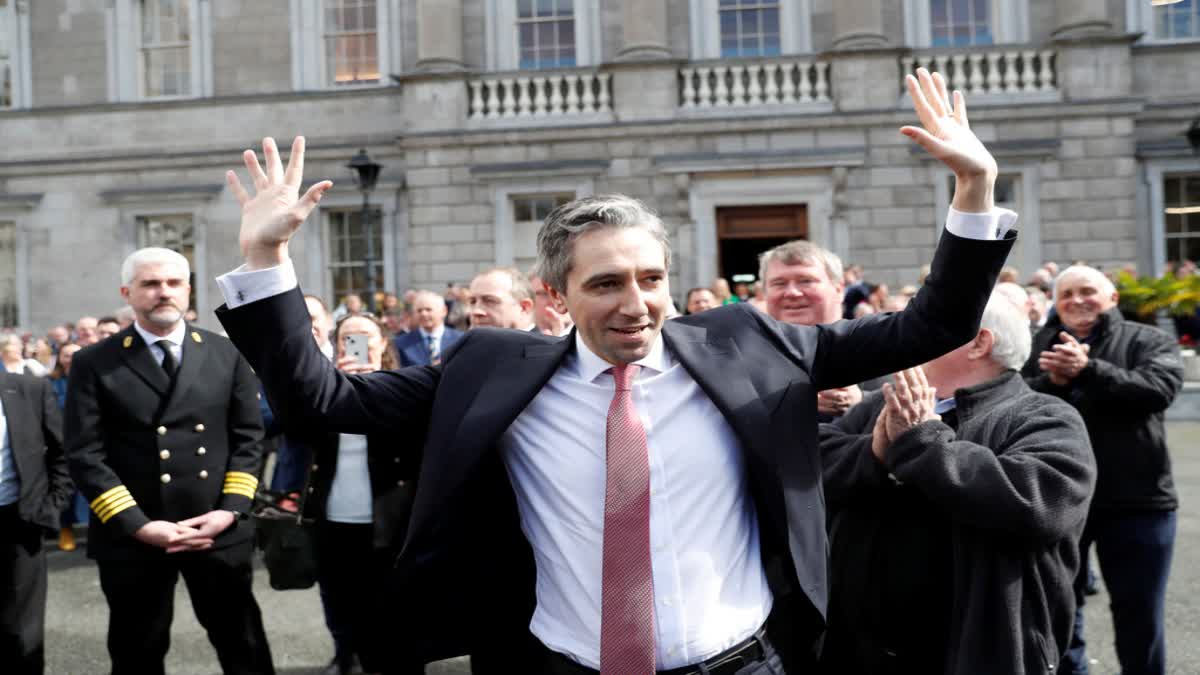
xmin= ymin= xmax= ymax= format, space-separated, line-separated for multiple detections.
xmin=0 ymin=69 xmax=1185 ymax=675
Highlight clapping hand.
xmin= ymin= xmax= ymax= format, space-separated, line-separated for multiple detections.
xmin=1038 ymin=331 xmax=1090 ymax=386
xmin=902 ymin=68 xmax=998 ymax=214
xmin=818 ymin=385 xmax=863 ymax=417
xmin=226 ymin=136 xmax=333 ymax=270
xmin=871 ymin=367 xmax=940 ymax=463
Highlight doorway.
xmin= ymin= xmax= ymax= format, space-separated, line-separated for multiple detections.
xmin=716 ymin=204 xmax=808 ymax=296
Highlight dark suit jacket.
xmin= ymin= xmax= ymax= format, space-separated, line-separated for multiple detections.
xmin=64 ymin=324 xmax=266 ymax=560
xmin=219 ymin=230 xmax=1014 ymax=663
xmin=394 ymin=327 xmax=463 ymax=367
xmin=1 ymin=371 xmax=72 ymax=532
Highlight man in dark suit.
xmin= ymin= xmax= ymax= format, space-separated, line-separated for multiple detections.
xmin=218 ymin=70 xmax=1015 ymax=674
xmin=467 ymin=267 xmax=538 ymax=331
xmin=0 ymin=370 xmax=72 ymax=674
xmin=64 ymin=247 xmax=274 ymax=675
xmin=393 ymin=290 xmax=463 ymax=366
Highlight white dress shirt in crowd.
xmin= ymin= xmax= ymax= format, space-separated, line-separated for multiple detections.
xmin=215 ymin=206 xmax=1016 ymax=669
xmin=325 ymin=433 xmax=373 ymax=524
xmin=134 ymin=320 xmax=186 ymax=368
xmin=418 ymin=326 xmax=446 ymax=358
xmin=0 ymin=398 xmax=16 ymax=506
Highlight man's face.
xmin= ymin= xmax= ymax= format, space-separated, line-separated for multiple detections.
xmin=765 ymin=259 xmax=843 ymax=326
xmin=97 ymin=321 xmax=120 ymax=340
xmin=305 ymin=297 xmax=332 ymax=348
xmin=336 ymin=316 xmax=385 ymax=369
xmin=345 ymin=295 xmax=363 ymax=313
xmin=413 ymin=295 xmax=447 ymax=332
xmin=548 ymin=227 xmax=669 ymax=366
xmin=1 ymin=337 xmax=21 ymax=361
xmin=48 ymin=326 xmax=69 ymax=346
xmin=686 ymin=289 xmax=717 ymax=314
xmin=1055 ymin=273 xmax=1117 ymax=337
xmin=469 ymin=272 xmax=530 ymax=329
xmin=120 ymin=262 xmax=191 ymax=330
xmin=75 ymin=318 xmax=99 ymax=346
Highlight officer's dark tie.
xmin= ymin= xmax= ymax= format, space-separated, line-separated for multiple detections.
xmin=156 ymin=340 xmax=178 ymax=379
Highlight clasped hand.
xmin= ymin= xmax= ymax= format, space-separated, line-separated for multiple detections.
xmin=134 ymin=510 xmax=237 ymax=553
xmin=871 ymin=367 xmax=941 ymax=463
xmin=1037 ymin=331 xmax=1090 ymax=386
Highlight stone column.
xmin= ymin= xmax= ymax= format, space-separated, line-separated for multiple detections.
xmin=832 ymin=0 xmax=888 ymax=50
xmin=618 ymin=0 xmax=671 ymax=60
xmin=1052 ymin=0 xmax=1114 ymax=40
xmin=415 ymin=0 xmax=464 ymax=71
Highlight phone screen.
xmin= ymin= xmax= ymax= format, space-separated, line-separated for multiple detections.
xmin=343 ymin=334 xmax=369 ymax=364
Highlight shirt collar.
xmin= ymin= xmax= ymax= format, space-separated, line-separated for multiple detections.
xmin=934 ymin=397 xmax=957 ymax=414
xmin=574 ymin=331 xmax=669 ymax=384
xmin=419 ymin=325 xmax=444 ymax=341
xmin=134 ymin=320 xmax=187 ymax=350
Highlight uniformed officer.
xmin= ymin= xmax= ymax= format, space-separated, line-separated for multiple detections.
xmin=64 ymin=247 xmax=274 ymax=675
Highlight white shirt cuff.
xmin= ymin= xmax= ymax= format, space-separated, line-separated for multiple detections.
xmin=944 ymin=206 xmax=1019 ymax=240
xmin=216 ymin=259 xmax=298 ymax=309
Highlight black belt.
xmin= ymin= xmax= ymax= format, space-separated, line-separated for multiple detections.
xmin=544 ymin=626 xmax=770 ymax=675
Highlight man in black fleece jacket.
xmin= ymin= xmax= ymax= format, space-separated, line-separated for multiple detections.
xmin=821 ymin=293 xmax=1095 ymax=674
xmin=1022 ymin=265 xmax=1183 ymax=675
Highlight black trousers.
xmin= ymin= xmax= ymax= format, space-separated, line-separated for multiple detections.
xmin=97 ymin=541 xmax=275 ymax=675
xmin=315 ymin=520 xmax=424 ymax=674
xmin=0 ymin=504 xmax=46 ymax=675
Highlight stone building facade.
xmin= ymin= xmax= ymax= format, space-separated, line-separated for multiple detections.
xmin=1 ymin=0 xmax=1198 ymax=331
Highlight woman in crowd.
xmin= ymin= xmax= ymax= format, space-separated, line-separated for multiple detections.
xmin=303 ymin=313 xmax=422 ymax=675
xmin=49 ymin=343 xmax=86 ymax=551
xmin=1 ymin=333 xmax=47 ymax=376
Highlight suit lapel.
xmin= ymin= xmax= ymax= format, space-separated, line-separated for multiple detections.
xmin=0 ymin=378 xmax=28 ymax=475
xmin=118 ymin=327 xmax=170 ymax=396
xmin=163 ymin=326 xmax=210 ymax=415
xmin=662 ymin=321 xmax=773 ymax=464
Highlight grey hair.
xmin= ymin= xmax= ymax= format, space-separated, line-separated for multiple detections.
xmin=758 ymin=239 xmax=844 ymax=286
xmin=1052 ymin=265 xmax=1115 ymax=302
xmin=411 ymin=290 xmax=446 ymax=309
xmin=535 ymin=195 xmax=670 ymax=292
xmin=475 ymin=267 xmax=534 ymax=304
xmin=121 ymin=247 xmax=190 ymax=286
xmin=980 ymin=292 xmax=1032 ymax=370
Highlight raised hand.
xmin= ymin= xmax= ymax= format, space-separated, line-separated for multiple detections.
xmin=1039 ymin=331 xmax=1090 ymax=385
xmin=901 ymin=68 xmax=998 ymax=213
xmin=226 ymin=136 xmax=333 ymax=270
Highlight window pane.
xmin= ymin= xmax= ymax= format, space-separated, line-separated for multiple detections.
xmin=518 ymin=0 xmax=534 ymax=19
xmin=0 ymin=221 xmax=16 ymax=328
xmin=931 ymin=0 xmax=948 ymax=25
xmin=1186 ymin=174 xmax=1200 ymax=203
xmin=1167 ymin=213 xmax=1185 ymax=234
xmin=762 ymin=8 xmax=779 ymax=35
xmin=1186 ymin=235 xmax=1200 ymax=263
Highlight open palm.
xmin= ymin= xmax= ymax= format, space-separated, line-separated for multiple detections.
xmin=226 ymin=136 xmax=332 ymax=268
xmin=901 ymin=68 xmax=998 ymax=180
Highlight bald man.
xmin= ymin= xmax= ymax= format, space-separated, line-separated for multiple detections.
xmin=1022 ymin=265 xmax=1183 ymax=675
xmin=392 ymin=291 xmax=463 ymax=367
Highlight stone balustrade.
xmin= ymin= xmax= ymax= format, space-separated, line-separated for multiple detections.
xmin=679 ymin=58 xmax=832 ymax=109
xmin=902 ymin=48 xmax=1057 ymax=96
xmin=468 ymin=70 xmax=612 ymax=121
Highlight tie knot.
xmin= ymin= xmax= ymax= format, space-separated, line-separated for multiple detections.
xmin=610 ymin=363 xmax=640 ymax=391
xmin=156 ymin=339 xmax=173 ymax=351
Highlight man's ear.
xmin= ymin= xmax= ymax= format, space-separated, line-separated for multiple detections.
xmin=968 ymin=328 xmax=995 ymax=361
xmin=546 ymin=284 xmax=567 ymax=312
xmin=519 ymin=297 xmax=534 ymax=316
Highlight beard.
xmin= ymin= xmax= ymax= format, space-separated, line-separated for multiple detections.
xmin=146 ymin=304 xmax=184 ymax=327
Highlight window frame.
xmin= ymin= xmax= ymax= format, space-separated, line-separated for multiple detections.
xmin=297 ymin=185 xmax=403 ymax=302
xmin=932 ymin=166 xmax=1042 ymax=277
xmin=107 ymin=0 xmax=212 ymax=101
xmin=321 ymin=205 xmax=387 ymax=306
xmin=689 ymin=0 xmax=811 ymax=60
xmin=1145 ymin=159 xmax=1200 ymax=276
xmin=904 ymin=0 xmax=1028 ymax=48
xmin=490 ymin=178 xmax=593 ymax=266
xmin=135 ymin=212 xmax=200 ymax=310
xmin=1128 ymin=0 xmax=1200 ymax=44
xmin=0 ymin=193 xmax=36 ymax=331
xmin=486 ymin=0 xmax=600 ymax=71
xmin=291 ymin=0 xmax=399 ymax=90
xmin=0 ymin=0 xmax=32 ymax=109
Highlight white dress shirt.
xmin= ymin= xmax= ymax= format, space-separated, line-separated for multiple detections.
xmin=134 ymin=321 xmax=187 ymax=368
xmin=418 ymin=326 xmax=446 ymax=357
xmin=0 ymin=398 xmax=16 ymax=506
xmin=214 ymin=206 xmax=1016 ymax=669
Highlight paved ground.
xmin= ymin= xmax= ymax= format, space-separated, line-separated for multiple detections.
xmin=44 ymin=422 xmax=1200 ymax=674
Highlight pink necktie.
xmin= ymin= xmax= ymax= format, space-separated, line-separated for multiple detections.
xmin=600 ymin=364 xmax=655 ymax=675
